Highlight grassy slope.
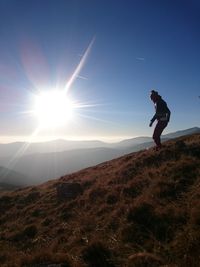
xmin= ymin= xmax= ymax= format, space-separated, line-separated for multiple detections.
xmin=0 ymin=134 xmax=200 ymax=267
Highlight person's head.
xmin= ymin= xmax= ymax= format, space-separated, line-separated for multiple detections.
xmin=150 ymin=90 xmax=159 ymax=103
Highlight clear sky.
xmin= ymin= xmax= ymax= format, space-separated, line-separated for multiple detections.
xmin=0 ymin=0 xmax=199 ymax=143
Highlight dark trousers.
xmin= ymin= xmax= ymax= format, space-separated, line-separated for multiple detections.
xmin=153 ymin=121 xmax=168 ymax=147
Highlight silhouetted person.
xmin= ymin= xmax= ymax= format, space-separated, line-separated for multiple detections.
xmin=149 ymin=90 xmax=171 ymax=150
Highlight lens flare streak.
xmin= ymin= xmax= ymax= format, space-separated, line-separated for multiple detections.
xmin=5 ymin=128 xmax=40 ymax=171
xmin=64 ymin=37 xmax=95 ymax=93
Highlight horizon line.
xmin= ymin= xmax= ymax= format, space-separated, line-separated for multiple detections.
xmin=0 ymin=135 xmax=140 ymax=144
xmin=0 ymin=126 xmax=198 ymax=144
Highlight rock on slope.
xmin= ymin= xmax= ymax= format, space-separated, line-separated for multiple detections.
xmin=0 ymin=134 xmax=200 ymax=267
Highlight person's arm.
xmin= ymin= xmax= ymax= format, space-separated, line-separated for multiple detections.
xmin=149 ymin=114 xmax=157 ymax=127
xmin=166 ymin=108 xmax=171 ymax=122
xmin=149 ymin=103 xmax=157 ymax=127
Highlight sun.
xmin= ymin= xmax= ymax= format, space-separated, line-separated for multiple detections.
xmin=33 ymin=90 xmax=75 ymax=129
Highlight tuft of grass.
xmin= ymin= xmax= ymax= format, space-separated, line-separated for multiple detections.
xmin=20 ymin=250 xmax=72 ymax=267
xmin=122 ymin=178 xmax=148 ymax=198
xmin=88 ymin=187 xmax=107 ymax=202
xmin=12 ymin=225 xmax=38 ymax=241
xmin=126 ymin=202 xmax=179 ymax=242
xmin=41 ymin=217 xmax=52 ymax=226
xmin=106 ymin=193 xmax=118 ymax=205
xmin=82 ymin=241 xmax=115 ymax=267
xmin=170 ymin=227 xmax=200 ymax=267
xmin=127 ymin=252 xmax=163 ymax=267
xmin=121 ymin=223 xmax=149 ymax=246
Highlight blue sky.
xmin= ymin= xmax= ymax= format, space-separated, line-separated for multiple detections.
xmin=0 ymin=0 xmax=199 ymax=142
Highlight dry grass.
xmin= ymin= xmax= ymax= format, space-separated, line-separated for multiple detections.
xmin=0 ymin=134 xmax=200 ymax=266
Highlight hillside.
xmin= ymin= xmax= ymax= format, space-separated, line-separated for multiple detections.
xmin=0 ymin=134 xmax=200 ymax=267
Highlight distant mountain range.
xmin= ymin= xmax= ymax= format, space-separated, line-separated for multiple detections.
xmin=0 ymin=139 xmax=107 ymax=158
xmin=164 ymin=127 xmax=200 ymax=139
xmin=0 ymin=127 xmax=199 ymax=157
xmin=0 ymin=166 xmax=26 ymax=191
xmin=115 ymin=126 xmax=200 ymax=148
xmin=0 ymin=127 xmax=199 ymax=187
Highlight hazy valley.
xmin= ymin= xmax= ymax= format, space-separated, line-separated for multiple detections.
xmin=0 ymin=127 xmax=199 ymax=187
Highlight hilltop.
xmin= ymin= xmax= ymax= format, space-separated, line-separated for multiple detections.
xmin=0 ymin=133 xmax=200 ymax=267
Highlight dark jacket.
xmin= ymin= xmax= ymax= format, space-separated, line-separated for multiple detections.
xmin=151 ymin=96 xmax=171 ymax=123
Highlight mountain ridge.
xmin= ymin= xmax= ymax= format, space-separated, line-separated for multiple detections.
xmin=0 ymin=127 xmax=199 ymax=156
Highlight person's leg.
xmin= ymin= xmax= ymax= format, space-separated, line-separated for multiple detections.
xmin=153 ymin=121 xmax=168 ymax=149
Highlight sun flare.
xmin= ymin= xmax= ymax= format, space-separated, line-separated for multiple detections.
xmin=33 ymin=90 xmax=74 ymax=129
